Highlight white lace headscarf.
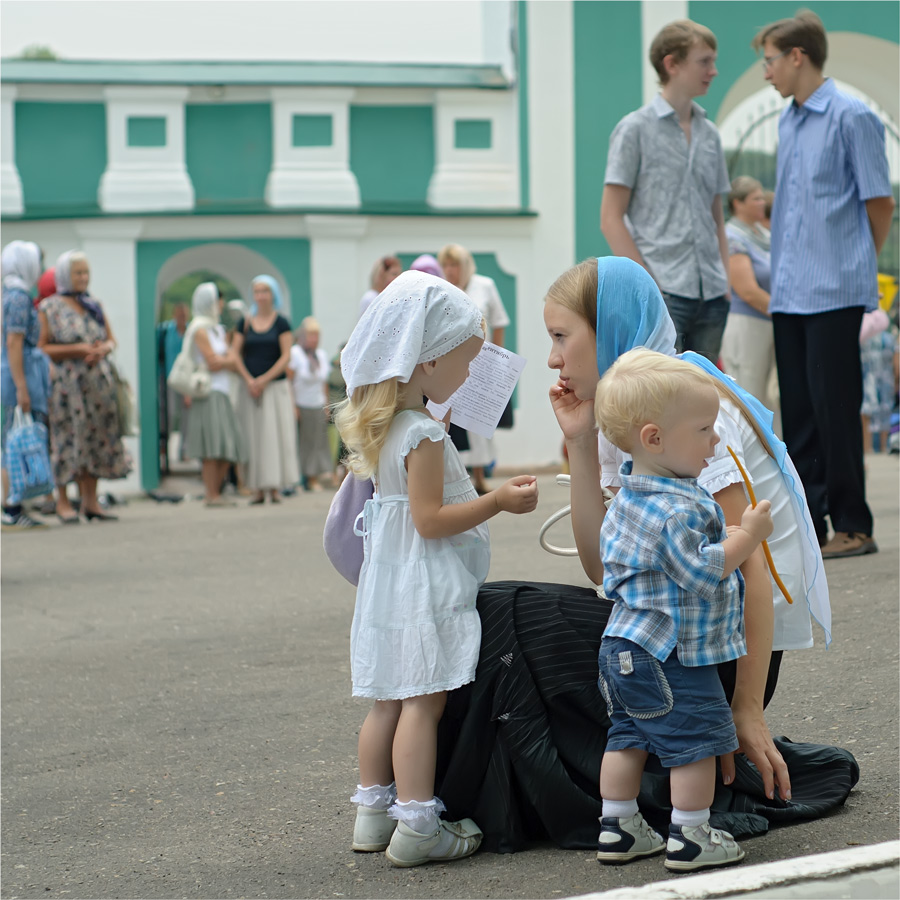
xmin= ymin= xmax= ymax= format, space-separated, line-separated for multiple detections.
xmin=341 ymin=271 xmax=483 ymax=398
xmin=1 ymin=241 xmax=41 ymax=293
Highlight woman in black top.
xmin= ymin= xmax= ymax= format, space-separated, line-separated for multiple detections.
xmin=231 ymin=276 xmax=299 ymax=504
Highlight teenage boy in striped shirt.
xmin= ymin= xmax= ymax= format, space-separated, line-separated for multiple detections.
xmin=754 ymin=9 xmax=895 ymax=559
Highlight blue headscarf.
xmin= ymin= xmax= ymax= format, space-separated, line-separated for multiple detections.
xmin=593 ymin=255 xmax=830 ymax=644
xmin=594 ymin=257 xmax=677 ymax=377
xmin=250 ymin=275 xmax=283 ymax=316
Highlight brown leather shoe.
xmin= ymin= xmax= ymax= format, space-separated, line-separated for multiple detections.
xmin=820 ymin=532 xmax=878 ymax=559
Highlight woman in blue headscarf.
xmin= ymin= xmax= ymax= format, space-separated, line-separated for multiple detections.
xmin=435 ymin=258 xmax=844 ymax=856
xmin=543 ymin=256 xmax=830 ymax=791
xmin=231 ymin=275 xmax=298 ymax=504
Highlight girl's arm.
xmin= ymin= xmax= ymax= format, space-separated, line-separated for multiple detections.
xmin=407 ymin=437 xmax=537 ymax=539
xmin=549 ymin=381 xmax=608 ymax=585
xmin=715 ymin=481 xmax=790 ymax=802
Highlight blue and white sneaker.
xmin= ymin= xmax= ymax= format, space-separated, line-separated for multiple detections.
xmin=665 ymin=821 xmax=745 ymax=872
xmin=596 ymin=813 xmax=665 ymax=863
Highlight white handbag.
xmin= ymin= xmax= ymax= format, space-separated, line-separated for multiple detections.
xmin=167 ymin=325 xmax=211 ymax=399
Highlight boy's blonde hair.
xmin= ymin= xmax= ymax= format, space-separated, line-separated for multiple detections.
xmin=650 ymin=19 xmax=717 ymax=84
xmin=594 ymin=349 xmax=718 ymax=452
xmin=332 ymin=378 xmax=404 ymax=479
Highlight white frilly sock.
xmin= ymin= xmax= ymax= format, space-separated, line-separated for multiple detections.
xmin=351 ymin=782 xmax=397 ymax=810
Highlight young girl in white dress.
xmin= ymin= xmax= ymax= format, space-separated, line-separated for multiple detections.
xmin=335 ymin=271 xmax=539 ymax=867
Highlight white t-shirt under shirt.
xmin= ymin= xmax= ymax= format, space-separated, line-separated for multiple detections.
xmin=464 ymin=273 xmax=510 ymax=335
xmin=599 ymin=396 xmax=818 ymax=652
xmin=289 ymin=345 xmax=330 ymax=408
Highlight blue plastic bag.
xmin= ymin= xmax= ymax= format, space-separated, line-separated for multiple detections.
xmin=6 ymin=407 xmax=53 ymax=504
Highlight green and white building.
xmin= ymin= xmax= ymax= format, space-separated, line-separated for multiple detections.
xmin=2 ymin=0 xmax=897 ymax=492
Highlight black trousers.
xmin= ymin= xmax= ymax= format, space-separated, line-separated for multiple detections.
xmin=772 ymin=307 xmax=872 ymax=539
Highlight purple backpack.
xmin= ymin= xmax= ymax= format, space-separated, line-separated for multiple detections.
xmin=323 ymin=474 xmax=374 ymax=586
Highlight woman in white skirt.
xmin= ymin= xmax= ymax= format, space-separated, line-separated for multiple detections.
xmin=437 ymin=243 xmax=511 ymax=494
xmin=231 ymin=275 xmax=299 ymax=504
xmin=185 ymin=283 xmax=247 ymax=507
xmin=288 ymin=317 xmax=332 ymax=491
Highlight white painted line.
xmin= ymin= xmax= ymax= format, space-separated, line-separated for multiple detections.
xmin=576 ymin=840 xmax=900 ymax=900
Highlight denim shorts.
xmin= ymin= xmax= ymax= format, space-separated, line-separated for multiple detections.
xmin=598 ymin=637 xmax=738 ymax=768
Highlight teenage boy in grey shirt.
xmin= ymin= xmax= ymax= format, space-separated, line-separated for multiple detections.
xmin=601 ymin=19 xmax=731 ymax=363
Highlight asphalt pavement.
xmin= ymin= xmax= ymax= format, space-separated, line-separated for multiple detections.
xmin=1 ymin=453 xmax=898 ymax=900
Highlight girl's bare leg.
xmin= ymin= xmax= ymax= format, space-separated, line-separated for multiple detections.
xmin=358 ymin=699 xmax=402 ymax=788
xmin=392 ymin=692 xmax=447 ymax=801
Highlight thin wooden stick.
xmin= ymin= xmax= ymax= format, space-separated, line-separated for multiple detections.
xmin=726 ymin=445 xmax=793 ymax=605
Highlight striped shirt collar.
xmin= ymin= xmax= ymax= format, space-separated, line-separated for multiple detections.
xmin=790 ymin=77 xmax=834 ymax=115
xmin=650 ymin=93 xmax=708 ymax=121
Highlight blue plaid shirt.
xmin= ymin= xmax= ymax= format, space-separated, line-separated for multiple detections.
xmin=601 ymin=462 xmax=746 ymax=667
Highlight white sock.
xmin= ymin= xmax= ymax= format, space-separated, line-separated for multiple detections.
xmin=351 ymin=782 xmax=397 ymax=810
xmin=389 ymin=797 xmax=445 ymax=834
xmin=602 ymin=799 xmax=639 ymax=820
xmin=671 ymin=807 xmax=710 ymax=828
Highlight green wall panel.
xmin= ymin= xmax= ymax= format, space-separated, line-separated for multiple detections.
xmin=136 ymin=237 xmax=311 ymax=489
xmin=454 ymin=119 xmax=492 ymax=150
xmin=292 ymin=114 xmax=333 ymax=147
xmin=349 ymin=106 xmax=434 ymax=207
xmin=185 ymin=104 xmax=272 ymax=205
xmin=15 ymin=102 xmax=107 ymax=211
xmin=517 ymin=0 xmax=530 ymax=209
xmin=127 ymin=115 xmax=167 ymax=147
xmin=573 ymin=1 xmax=642 ymax=262
xmin=688 ymin=1 xmax=900 ymax=120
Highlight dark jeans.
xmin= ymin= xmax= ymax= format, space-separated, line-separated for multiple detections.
xmin=661 ymin=293 xmax=729 ymax=363
xmin=772 ymin=307 xmax=872 ymax=539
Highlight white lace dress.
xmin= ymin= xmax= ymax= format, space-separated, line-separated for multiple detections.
xmin=350 ymin=410 xmax=489 ymax=700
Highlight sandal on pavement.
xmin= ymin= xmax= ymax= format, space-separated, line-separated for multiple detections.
xmin=385 ymin=818 xmax=482 ymax=867
xmin=820 ymin=531 xmax=878 ymax=559
xmin=352 ymin=807 xmax=396 ymax=852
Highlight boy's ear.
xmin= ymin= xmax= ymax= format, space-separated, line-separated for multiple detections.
xmin=639 ymin=422 xmax=664 ymax=454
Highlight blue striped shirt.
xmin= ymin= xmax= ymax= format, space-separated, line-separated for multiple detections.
xmin=770 ymin=79 xmax=892 ymax=315
xmin=601 ymin=462 xmax=746 ymax=667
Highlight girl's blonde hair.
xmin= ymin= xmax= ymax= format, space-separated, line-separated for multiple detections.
xmin=332 ymin=378 xmax=403 ymax=479
xmin=595 ymin=349 xmax=718 ymax=451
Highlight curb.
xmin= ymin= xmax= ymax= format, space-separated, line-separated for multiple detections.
xmin=575 ymin=840 xmax=900 ymax=900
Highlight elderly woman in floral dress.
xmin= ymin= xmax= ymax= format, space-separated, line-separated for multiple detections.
xmin=38 ymin=251 xmax=129 ymax=523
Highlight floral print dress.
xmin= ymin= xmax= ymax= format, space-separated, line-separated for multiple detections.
xmin=40 ymin=295 xmax=130 ymax=484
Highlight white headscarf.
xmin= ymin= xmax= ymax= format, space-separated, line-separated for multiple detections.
xmin=341 ymin=271 xmax=483 ymax=397
xmin=1 ymin=241 xmax=41 ymax=293
xmin=191 ymin=282 xmax=219 ymax=322
xmin=54 ymin=250 xmax=88 ymax=294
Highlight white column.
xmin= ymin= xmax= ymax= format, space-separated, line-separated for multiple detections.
xmin=99 ymin=87 xmax=194 ymax=213
xmin=74 ymin=220 xmax=145 ymax=495
xmin=306 ymin=215 xmax=369 ymax=354
xmin=642 ymin=0 xmax=689 ymax=105
xmin=1 ymin=85 xmax=24 ymax=216
xmin=265 ymin=88 xmax=360 ymax=208
xmin=427 ymin=89 xmax=519 ymax=209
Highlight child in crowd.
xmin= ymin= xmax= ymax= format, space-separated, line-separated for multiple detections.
xmin=335 ymin=271 xmax=538 ymax=867
xmin=859 ymin=308 xmax=899 ymax=454
xmin=593 ymin=349 xmax=773 ymax=872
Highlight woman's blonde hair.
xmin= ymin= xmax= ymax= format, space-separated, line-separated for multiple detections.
xmin=544 ymin=258 xmax=598 ymax=327
xmin=595 ymin=349 xmax=718 ymax=451
xmin=437 ymin=244 xmax=476 ymax=288
xmin=332 ymin=378 xmax=403 ymax=479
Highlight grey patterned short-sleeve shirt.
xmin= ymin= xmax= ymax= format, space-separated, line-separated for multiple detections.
xmin=604 ymin=94 xmax=731 ymax=300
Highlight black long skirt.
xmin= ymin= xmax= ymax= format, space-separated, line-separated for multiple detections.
xmin=435 ymin=581 xmax=859 ymax=853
